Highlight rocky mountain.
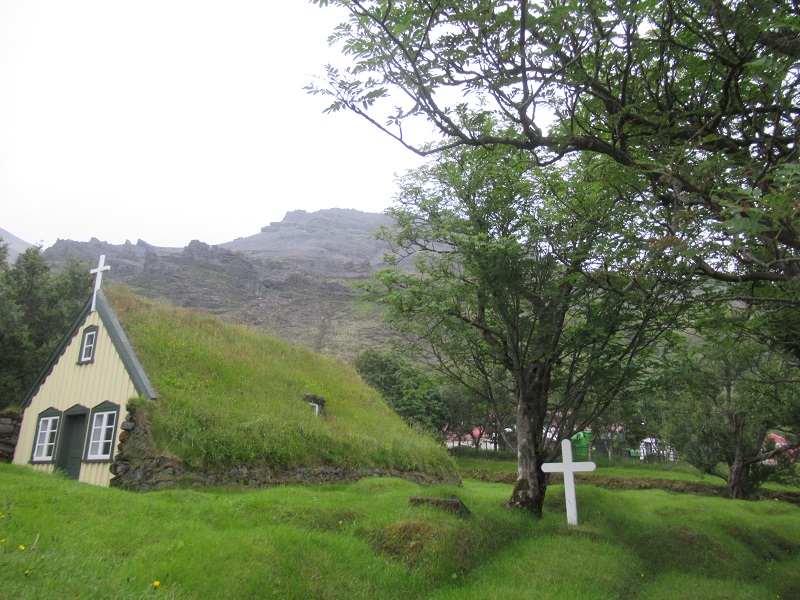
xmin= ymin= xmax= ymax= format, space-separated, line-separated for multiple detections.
xmin=41 ymin=209 xmax=400 ymax=360
xmin=222 ymin=209 xmax=394 ymax=275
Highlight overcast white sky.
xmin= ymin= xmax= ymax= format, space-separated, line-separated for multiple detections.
xmin=0 ymin=1 xmax=426 ymax=249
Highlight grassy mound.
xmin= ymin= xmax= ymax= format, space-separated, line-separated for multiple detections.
xmin=1 ymin=463 xmax=798 ymax=599
xmin=105 ymin=286 xmax=456 ymax=483
xmin=452 ymin=447 xmax=800 ymax=503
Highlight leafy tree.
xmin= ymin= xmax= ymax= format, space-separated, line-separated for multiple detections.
xmin=0 ymin=246 xmax=92 ymax=409
xmin=354 ymin=347 xmax=512 ymax=446
xmin=353 ymin=348 xmax=448 ymax=433
xmin=0 ymin=243 xmax=27 ymax=408
xmin=440 ymin=382 xmax=515 ymax=450
xmin=309 ymin=0 xmax=800 ymax=367
xmin=309 ymin=0 xmax=800 ymax=508
xmin=586 ymin=394 xmax=649 ymax=461
xmin=649 ymin=314 xmax=800 ymax=499
xmin=363 ymin=143 xmax=691 ymax=516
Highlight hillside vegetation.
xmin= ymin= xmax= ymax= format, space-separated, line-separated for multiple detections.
xmin=1 ymin=462 xmax=798 ymax=599
xmin=105 ymin=286 xmax=456 ymax=483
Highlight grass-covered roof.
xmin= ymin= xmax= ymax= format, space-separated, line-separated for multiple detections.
xmin=105 ymin=286 xmax=457 ymax=483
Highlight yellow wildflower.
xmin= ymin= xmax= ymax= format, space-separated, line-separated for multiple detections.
xmin=153 ymin=581 xmax=160 ymax=589
xmin=18 ymin=545 xmax=25 ymax=550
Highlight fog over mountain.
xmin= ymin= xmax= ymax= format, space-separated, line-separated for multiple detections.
xmin=0 ymin=227 xmax=34 ymax=263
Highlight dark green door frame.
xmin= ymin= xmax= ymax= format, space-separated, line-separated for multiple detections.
xmin=55 ymin=406 xmax=89 ymax=480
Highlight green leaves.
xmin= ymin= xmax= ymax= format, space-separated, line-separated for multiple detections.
xmin=0 ymin=248 xmax=92 ymax=409
xmin=369 ymin=139 xmax=689 ymax=445
xmin=309 ymin=0 xmax=800 ymax=293
xmin=647 ymin=306 xmax=800 ymax=497
xmin=353 ymin=349 xmax=449 ymax=434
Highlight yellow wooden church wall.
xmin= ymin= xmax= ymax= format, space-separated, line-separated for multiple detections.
xmin=13 ymin=310 xmax=137 ymax=487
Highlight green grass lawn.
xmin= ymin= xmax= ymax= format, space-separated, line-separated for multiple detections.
xmin=2 ymin=462 xmax=798 ymax=599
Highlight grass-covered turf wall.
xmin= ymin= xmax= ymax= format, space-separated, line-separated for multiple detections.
xmin=105 ymin=286 xmax=457 ymax=484
xmin=451 ymin=447 xmax=800 ymax=503
xmin=1 ymin=462 xmax=798 ymax=599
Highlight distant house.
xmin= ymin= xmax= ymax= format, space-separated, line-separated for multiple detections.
xmin=639 ymin=437 xmax=676 ymax=462
xmin=12 ymin=279 xmax=156 ymax=486
xmin=764 ymin=433 xmax=799 ymax=464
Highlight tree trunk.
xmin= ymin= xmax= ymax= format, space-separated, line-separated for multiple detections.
xmin=723 ymin=381 xmax=753 ymax=500
xmin=727 ymin=456 xmax=752 ymax=500
xmin=507 ymin=398 xmax=548 ymax=517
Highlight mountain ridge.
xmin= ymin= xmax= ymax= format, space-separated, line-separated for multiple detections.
xmin=26 ymin=208 xmax=397 ymax=360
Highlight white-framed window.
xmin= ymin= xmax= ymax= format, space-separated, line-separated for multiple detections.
xmin=78 ymin=326 xmax=99 ymax=364
xmin=31 ymin=410 xmax=60 ymax=463
xmin=85 ymin=403 xmax=118 ymax=461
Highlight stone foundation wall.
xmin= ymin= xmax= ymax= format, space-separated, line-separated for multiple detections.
xmin=111 ymin=404 xmax=458 ymax=491
xmin=0 ymin=410 xmax=22 ymax=463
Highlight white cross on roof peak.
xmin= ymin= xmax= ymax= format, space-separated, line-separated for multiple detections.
xmin=90 ymin=255 xmax=110 ymax=312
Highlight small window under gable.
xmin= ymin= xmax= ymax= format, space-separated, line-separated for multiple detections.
xmin=78 ymin=325 xmax=99 ymax=364
xmin=31 ymin=407 xmax=61 ymax=463
xmin=84 ymin=401 xmax=119 ymax=462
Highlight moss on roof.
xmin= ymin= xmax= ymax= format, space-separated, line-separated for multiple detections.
xmin=105 ymin=286 xmax=457 ymax=482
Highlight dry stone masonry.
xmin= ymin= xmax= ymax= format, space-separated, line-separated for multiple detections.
xmin=0 ymin=410 xmax=22 ymax=463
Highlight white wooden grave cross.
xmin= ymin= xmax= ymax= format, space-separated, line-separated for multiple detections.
xmin=542 ymin=438 xmax=596 ymax=526
xmin=90 ymin=254 xmax=110 ymax=312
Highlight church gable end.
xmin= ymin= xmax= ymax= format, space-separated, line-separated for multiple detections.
xmin=13 ymin=257 xmax=156 ymax=487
